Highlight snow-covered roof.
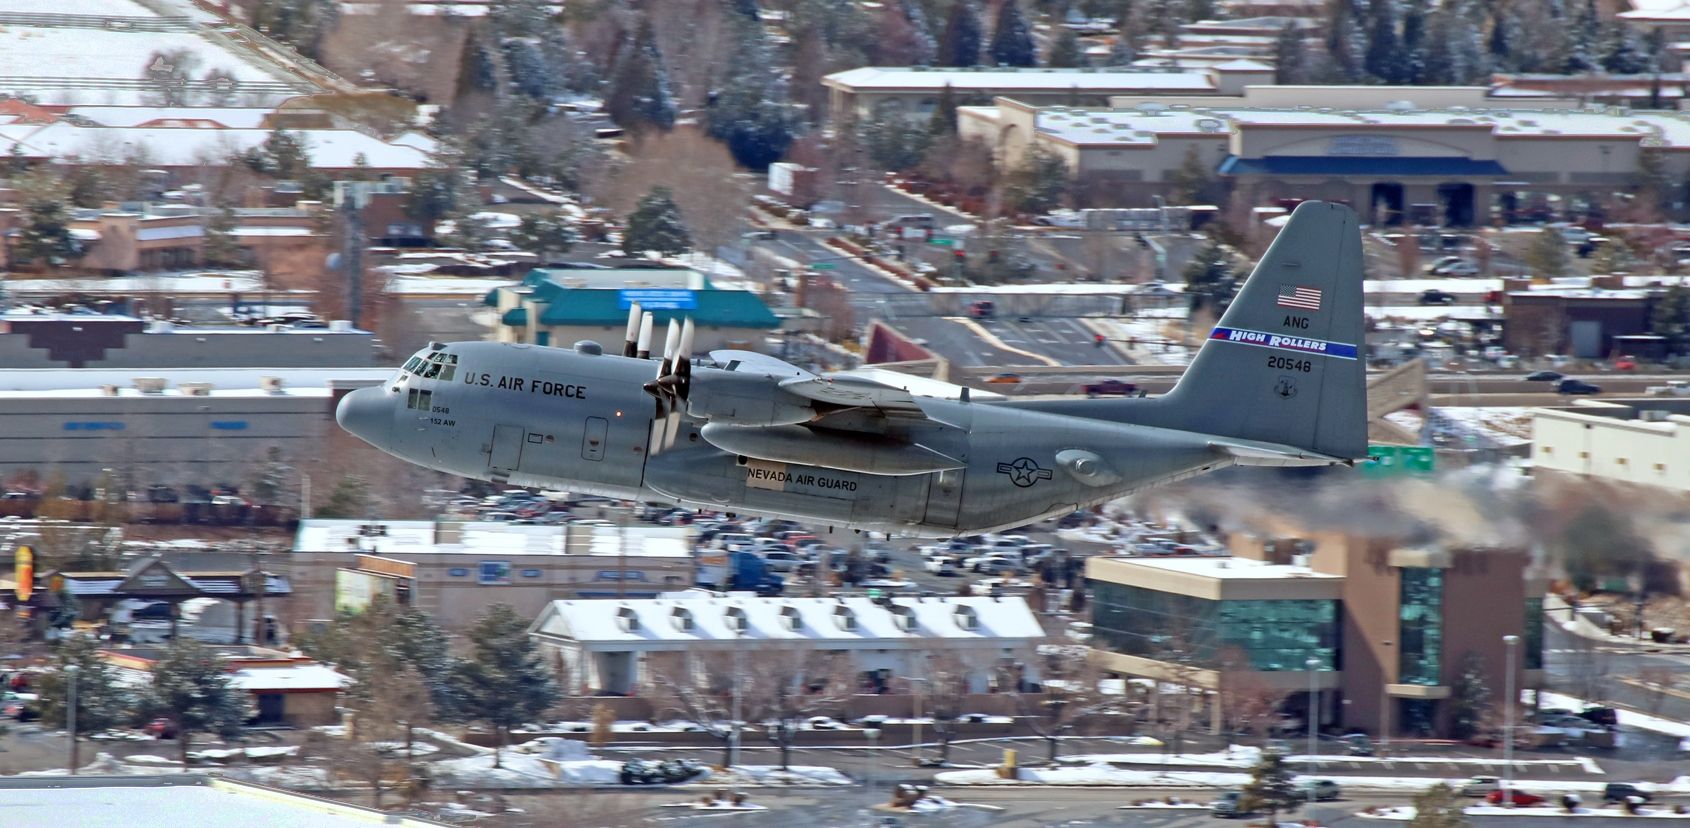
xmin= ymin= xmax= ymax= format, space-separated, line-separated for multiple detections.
xmin=823 ymin=66 xmax=1217 ymax=93
xmin=0 ymin=778 xmax=444 ymax=828
xmin=293 ymin=519 xmax=694 ymax=558
xmin=531 ymin=595 xmax=1046 ymax=647
xmin=0 ymin=123 xmax=431 ymax=170
xmin=64 ymin=106 xmax=278 ymax=129
xmin=0 ymin=367 xmax=388 ymax=395
xmin=228 ymin=663 xmax=351 ymax=692
xmin=1622 ymin=0 xmax=1690 ymax=21
xmin=1099 ymin=555 xmax=1339 ymax=581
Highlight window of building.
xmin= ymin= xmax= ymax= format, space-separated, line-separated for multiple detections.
xmin=1398 ymin=568 xmax=1444 ymax=685
xmin=1089 ymin=581 xmax=1339 ymax=671
xmin=1523 ymin=597 xmax=1544 ymax=670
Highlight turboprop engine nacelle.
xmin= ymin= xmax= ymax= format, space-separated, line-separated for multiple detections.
xmin=685 ymin=369 xmax=817 ymax=426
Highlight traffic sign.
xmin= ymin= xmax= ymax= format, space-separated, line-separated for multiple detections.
xmin=929 ymin=238 xmax=955 ymax=247
xmin=810 ymin=262 xmax=838 ymax=270
xmin=1360 ymin=445 xmax=1435 ymax=477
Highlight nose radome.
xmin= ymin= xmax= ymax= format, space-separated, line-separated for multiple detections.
xmin=336 ymin=386 xmax=393 ymax=449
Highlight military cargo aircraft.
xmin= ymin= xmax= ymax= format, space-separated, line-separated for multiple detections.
xmin=337 ymin=201 xmax=1367 ymax=536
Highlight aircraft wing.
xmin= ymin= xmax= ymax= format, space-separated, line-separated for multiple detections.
xmin=709 ymin=350 xmax=816 ymax=380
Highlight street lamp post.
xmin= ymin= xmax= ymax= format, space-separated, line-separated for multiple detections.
xmin=1502 ymin=634 xmax=1520 ymax=808
xmin=863 ymin=726 xmax=882 ymax=805
xmin=1379 ymin=640 xmax=1393 ymax=756
xmin=1305 ymin=657 xmax=1321 ymax=772
xmin=65 ymin=664 xmax=79 ymax=775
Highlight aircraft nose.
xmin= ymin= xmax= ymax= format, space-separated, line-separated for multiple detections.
xmin=335 ymin=386 xmax=393 ymax=449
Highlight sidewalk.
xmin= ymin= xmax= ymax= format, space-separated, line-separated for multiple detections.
xmin=1546 ymin=594 xmax=1690 ymax=653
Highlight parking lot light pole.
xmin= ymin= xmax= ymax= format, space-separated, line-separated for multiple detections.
xmin=1503 ymin=634 xmax=1520 ymax=808
xmin=863 ymin=726 xmax=882 ymax=803
xmin=65 ymin=664 xmax=79 ymax=774
xmin=1306 ymin=657 xmax=1320 ymax=772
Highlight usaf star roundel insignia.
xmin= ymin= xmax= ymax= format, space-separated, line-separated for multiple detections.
xmin=996 ymin=457 xmax=1054 ymax=488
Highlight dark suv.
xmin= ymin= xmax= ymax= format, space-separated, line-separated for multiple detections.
xmin=1603 ymin=783 xmax=1652 ymax=804
xmin=1557 ymin=378 xmax=1602 ymax=395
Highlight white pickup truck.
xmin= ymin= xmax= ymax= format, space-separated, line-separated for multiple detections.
xmin=1646 ymin=381 xmax=1690 ymax=396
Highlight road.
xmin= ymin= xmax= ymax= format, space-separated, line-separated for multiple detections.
xmin=488 ymin=786 xmax=1446 ymax=828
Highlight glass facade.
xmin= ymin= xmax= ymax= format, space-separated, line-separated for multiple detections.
xmin=1090 ymin=581 xmax=1340 ymax=671
xmin=1524 ymin=597 xmax=1544 ymax=670
xmin=1397 ymin=568 xmax=1444 ymax=685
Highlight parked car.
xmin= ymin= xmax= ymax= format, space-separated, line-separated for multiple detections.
xmin=1431 ymin=260 xmax=1480 ymax=276
xmin=760 ymin=550 xmax=807 ymax=573
xmin=1524 ymin=370 xmax=1564 ymax=382
xmin=923 ymin=556 xmax=958 ymax=576
xmin=144 ymin=717 xmax=177 ymax=739
xmin=1083 ymin=379 xmax=1137 ymax=398
xmin=1297 ymin=779 xmax=1342 ymax=801
xmin=1460 ymin=776 xmax=1500 ymax=797
xmin=1210 ymin=791 xmax=1257 ymax=819
xmin=968 ymin=300 xmax=996 ymax=318
xmin=985 ymin=373 xmax=1022 ymax=385
xmin=1557 ymin=378 xmax=1602 ymax=395
xmin=1603 ymin=783 xmax=1652 ymax=804
xmin=1486 ymin=789 xmax=1545 ymax=807
xmin=1419 ymin=289 xmax=1457 ymax=305
xmin=1580 ymin=707 xmax=1618 ymax=727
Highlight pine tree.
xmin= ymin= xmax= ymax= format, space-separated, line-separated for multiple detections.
xmin=1401 ymin=0 xmax=1428 ymax=84
xmin=1447 ymin=653 xmax=1493 ymax=740
xmin=502 ymin=37 xmax=553 ymax=100
xmin=1240 ymin=751 xmax=1302 ymax=824
xmin=605 ymin=16 xmax=677 ymax=134
xmin=1327 ymin=0 xmax=1368 ymax=82
xmin=318 ymin=474 xmax=370 ymax=518
xmin=622 ymin=186 xmax=692 ymax=256
xmin=1273 ymin=22 xmax=1305 ymax=83
xmin=1651 ymin=284 xmax=1690 ymax=355
xmin=989 ymin=1 xmax=1037 ymax=67
xmin=36 ymin=636 xmax=135 ymax=756
xmin=66 ymin=167 xmax=106 ymax=209
xmin=1167 ymin=144 xmax=1216 ymax=204
xmin=514 ymin=210 xmax=578 ymax=261
xmin=1184 ymin=236 xmax=1239 ymax=317
xmin=451 ymin=604 xmax=559 ymax=767
xmin=1526 ymin=226 xmax=1571 ymax=278
xmin=1107 ymin=30 xmax=1137 ymax=65
xmin=928 ymin=83 xmax=961 ymax=136
xmin=937 ymin=0 xmax=984 ymax=67
xmin=1003 ymin=148 xmax=1070 ymax=215
xmin=706 ymin=16 xmax=800 ymax=169
xmin=147 ymin=637 xmax=247 ymax=763
xmin=1601 ymin=22 xmax=1648 ymax=75
xmin=859 ymin=117 xmax=932 ymax=171
xmin=1365 ymin=0 xmax=1407 ymax=83
xmin=1563 ymin=0 xmax=1598 ymax=73
xmin=1409 ymin=783 xmax=1471 ymax=828
xmin=13 ymin=171 xmax=84 ymax=269
xmin=1047 ymin=27 xmax=1085 ymax=67
xmin=203 ymin=206 xmax=243 ymax=267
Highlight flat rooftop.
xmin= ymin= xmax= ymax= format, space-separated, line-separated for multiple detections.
xmin=1101 ymin=555 xmax=1339 ymax=580
xmin=0 ymin=775 xmax=447 ymax=828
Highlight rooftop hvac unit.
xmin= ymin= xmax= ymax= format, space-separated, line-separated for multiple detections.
xmin=100 ymin=385 xmax=119 ymax=397
xmin=179 ymin=383 xmax=213 ymax=397
xmin=260 ymin=376 xmax=285 ymax=394
xmin=133 ymin=377 xmax=167 ymax=395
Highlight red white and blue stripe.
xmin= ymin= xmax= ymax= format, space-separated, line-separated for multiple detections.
xmin=1208 ymin=326 xmax=1358 ymax=360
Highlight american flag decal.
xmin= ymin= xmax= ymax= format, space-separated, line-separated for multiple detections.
xmin=1276 ymin=284 xmax=1322 ymax=311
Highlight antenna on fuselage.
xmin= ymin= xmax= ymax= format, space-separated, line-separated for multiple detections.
xmin=623 ymin=302 xmax=643 ymax=358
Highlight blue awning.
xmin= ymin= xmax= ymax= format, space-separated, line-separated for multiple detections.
xmin=1219 ymin=156 xmax=1509 ymax=177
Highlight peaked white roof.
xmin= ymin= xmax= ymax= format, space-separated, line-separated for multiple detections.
xmin=530 ymin=595 xmax=1046 ymax=647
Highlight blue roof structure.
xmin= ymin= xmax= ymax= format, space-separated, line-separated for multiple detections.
xmin=486 ymin=268 xmax=780 ymax=330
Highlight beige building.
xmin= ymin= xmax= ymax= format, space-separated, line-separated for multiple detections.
xmin=821 ymin=64 xmax=1275 ymax=123
xmin=963 ymin=95 xmax=1690 ymax=220
xmin=287 ymin=519 xmax=698 ymax=628
xmin=1532 ymin=399 xmax=1690 ymax=493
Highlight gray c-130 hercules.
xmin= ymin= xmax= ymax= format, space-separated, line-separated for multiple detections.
xmin=337 ymin=201 xmax=1368 ymax=536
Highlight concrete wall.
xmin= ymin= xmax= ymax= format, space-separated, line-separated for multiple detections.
xmin=0 ymin=394 xmax=335 ymax=487
xmin=1533 ymin=408 xmax=1690 ymax=492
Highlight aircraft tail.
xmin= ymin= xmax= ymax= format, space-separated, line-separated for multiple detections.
xmin=1157 ymin=201 xmax=1368 ymax=461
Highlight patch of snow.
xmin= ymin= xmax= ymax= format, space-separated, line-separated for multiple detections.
xmin=711 ymin=765 xmax=853 ymax=786
xmin=1539 ymin=691 xmax=1690 ymax=739
xmin=432 ymin=753 xmax=625 ymax=788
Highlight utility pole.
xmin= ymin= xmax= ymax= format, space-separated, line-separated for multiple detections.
xmin=65 ymin=664 xmax=79 ymax=774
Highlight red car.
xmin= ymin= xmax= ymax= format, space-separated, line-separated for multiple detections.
xmin=1486 ymin=790 xmax=1545 ymax=807
xmin=144 ymin=718 xmax=178 ymax=739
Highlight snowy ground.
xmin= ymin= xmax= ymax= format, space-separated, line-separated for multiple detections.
xmin=0 ymin=0 xmax=159 ymax=16
xmin=934 ymin=764 xmax=1678 ymax=794
xmin=1057 ymin=746 xmax=1596 ymax=773
xmin=1361 ymin=804 xmax=1690 ymax=821
xmin=1386 ymin=406 xmax=1535 ymax=448
xmin=1538 ymin=692 xmax=1690 ymax=743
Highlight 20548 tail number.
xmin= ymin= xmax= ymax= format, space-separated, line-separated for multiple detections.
xmin=1267 ymin=355 xmax=1313 ymax=373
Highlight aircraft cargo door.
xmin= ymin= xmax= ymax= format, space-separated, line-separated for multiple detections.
xmin=489 ymin=423 xmax=525 ymax=478
xmin=923 ymin=468 xmax=963 ymax=529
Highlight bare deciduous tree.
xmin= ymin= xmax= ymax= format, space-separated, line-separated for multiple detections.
xmin=740 ymin=644 xmax=853 ymax=771
xmin=647 ymin=646 xmax=741 ymax=767
xmin=1008 ymin=642 xmax=1137 ymax=763
xmin=593 ymin=128 xmax=751 ymax=257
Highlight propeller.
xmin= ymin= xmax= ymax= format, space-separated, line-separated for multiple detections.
xmin=634 ymin=311 xmax=655 ymax=360
xmin=643 ymin=318 xmax=695 ymax=454
xmin=622 ymin=302 xmax=643 ymax=358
